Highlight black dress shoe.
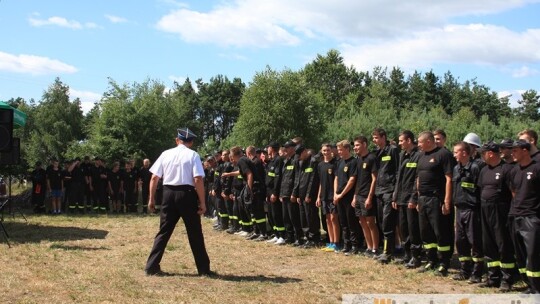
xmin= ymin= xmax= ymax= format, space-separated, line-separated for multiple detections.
xmin=145 ymin=270 xmax=171 ymax=277
xmin=199 ymin=270 xmax=218 ymax=277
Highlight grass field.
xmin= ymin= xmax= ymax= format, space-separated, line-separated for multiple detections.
xmin=0 ymin=209 xmax=516 ymax=304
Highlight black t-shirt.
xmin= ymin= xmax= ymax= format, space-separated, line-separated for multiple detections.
xmin=231 ymin=165 xmax=244 ymax=191
xmin=71 ymin=165 xmax=86 ymax=184
xmin=318 ymin=159 xmax=336 ymax=201
xmin=91 ymin=165 xmax=107 ymax=186
xmin=108 ymin=169 xmax=123 ymax=193
xmin=122 ymin=169 xmax=137 ymax=191
xmin=416 ymin=147 xmax=454 ymax=196
xmin=509 ymin=160 xmax=540 ymax=217
xmin=532 ymin=150 xmax=540 ymax=163
xmin=139 ymin=167 xmax=152 ymax=185
xmin=478 ymin=160 xmax=513 ymax=204
xmin=336 ymin=156 xmax=357 ymax=196
xmin=355 ymin=152 xmax=377 ymax=197
xmin=46 ymin=167 xmax=63 ymax=190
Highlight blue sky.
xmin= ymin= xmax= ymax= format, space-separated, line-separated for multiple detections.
xmin=1 ymin=0 xmax=539 ymax=113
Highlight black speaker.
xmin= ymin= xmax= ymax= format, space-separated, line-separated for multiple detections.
xmin=0 ymin=137 xmax=20 ymax=165
xmin=0 ymin=108 xmax=14 ymax=152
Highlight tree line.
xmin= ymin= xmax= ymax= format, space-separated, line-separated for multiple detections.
xmin=2 ymin=49 xmax=539 ymax=176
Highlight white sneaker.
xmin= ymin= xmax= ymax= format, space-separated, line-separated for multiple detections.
xmin=238 ymin=231 xmax=249 ymax=237
xmin=266 ymin=236 xmax=279 ymax=243
xmin=274 ymin=237 xmax=286 ymax=245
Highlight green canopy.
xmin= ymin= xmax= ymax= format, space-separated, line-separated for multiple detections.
xmin=0 ymin=101 xmax=27 ymax=128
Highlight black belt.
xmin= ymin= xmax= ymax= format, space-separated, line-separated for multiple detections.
xmin=164 ymin=185 xmax=195 ymax=191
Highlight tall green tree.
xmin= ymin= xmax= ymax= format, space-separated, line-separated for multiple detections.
xmin=26 ymin=78 xmax=84 ymax=164
xmin=517 ymin=89 xmax=540 ymax=121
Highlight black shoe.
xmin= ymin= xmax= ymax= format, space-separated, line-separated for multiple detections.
xmin=468 ymin=275 xmax=482 ymax=284
xmin=198 ymin=270 xmax=218 ymax=277
xmin=339 ymin=247 xmax=351 ymax=254
xmin=393 ymin=256 xmax=410 ymax=265
xmin=452 ymin=273 xmax=470 ymax=281
xmin=345 ymin=247 xmax=359 ymax=256
xmin=246 ymin=233 xmax=259 ymax=240
xmin=145 ymin=269 xmax=171 ymax=277
xmin=292 ymin=240 xmax=304 ymax=247
xmin=499 ymin=281 xmax=512 ymax=292
xmin=254 ymin=234 xmax=267 ymax=242
xmin=378 ymin=253 xmax=393 ymax=264
xmin=478 ymin=281 xmax=500 ymax=288
xmin=434 ymin=266 xmax=448 ymax=277
xmin=418 ymin=262 xmax=435 ymax=273
xmin=405 ymin=257 xmax=421 ymax=269
xmin=302 ymin=240 xmax=315 ymax=248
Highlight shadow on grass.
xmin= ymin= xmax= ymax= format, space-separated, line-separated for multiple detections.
xmin=1 ymin=222 xmax=108 ymax=244
xmin=49 ymin=244 xmax=111 ymax=251
xmin=179 ymin=272 xmax=302 ymax=283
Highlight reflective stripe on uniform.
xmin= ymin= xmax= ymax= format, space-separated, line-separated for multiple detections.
xmin=472 ymin=257 xmax=484 ymax=262
xmin=406 ymin=162 xmax=417 ymax=168
xmin=487 ymin=261 xmax=501 ymax=268
xmin=459 ymin=256 xmax=472 ymax=262
xmin=267 ymin=172 xmax=276 ymax=177
xmin=273 ymin=226 xmax=286 ymax=231
xmin=500 ymin=262 xmax=515 ymax=269
xmin=286 ymin=165 xmax=294 ymax=170
xmin=382 ymin=156 xmax=391 ymax=161
xmin=519 ymin=268 xmax=527 ymax=274
xmin=437 ymin=245 xmax=451 ymax=252
xmin=218 ymin=213 xmax=229 ymax=218
xmin=424 ymin=243 xmax=437 ymax=249
xmin=526 ymin=270 xmax=540 ymax=277
xmin=254 ymin=218 xmax=266 ymax=224
xmin=461 ymin=182 xmax=475 ymax=188
xmin=304 ymin=168 xmax=314 ymax=173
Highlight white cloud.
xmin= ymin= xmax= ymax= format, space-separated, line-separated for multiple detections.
xmin=29 ymin=15 xmax=99 ymax=30
xmin=511 ymin=66 xmax=540 ymax=78
xmin=498 ymin=90 xmax=527 ymax=108
xmin=155 ymin=0 xmax=539 ymax=47
xmin=340 ymin=24 xmax=540 ymax=70
xmin=70 ymin=89 xmax=101 ymax=114
xmin=105 ymin=14 xmax=128 ymax=24
xmin=0 ymin=51 xmax=77 ymax=75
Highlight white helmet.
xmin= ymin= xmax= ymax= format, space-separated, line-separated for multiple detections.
xmin=463 ymin=133 xmax=482 ymax=147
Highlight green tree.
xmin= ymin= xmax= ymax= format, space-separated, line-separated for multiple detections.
xmin=25 ymin=78 xmax=84 ymax=165
xmin=517 ymin=89 xmax=540 ymax=121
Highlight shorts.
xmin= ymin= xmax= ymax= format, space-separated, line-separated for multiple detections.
xmin=354 ymin=195 xmax=377 ymax=217
xmin=50 ymin=189 xmax=62 ymax=198
xmin=322 ymin=200 xmax=337 ymax=215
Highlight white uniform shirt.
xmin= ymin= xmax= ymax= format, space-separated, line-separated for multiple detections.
xmin=150 ymin=144 xmax=205 ymax=186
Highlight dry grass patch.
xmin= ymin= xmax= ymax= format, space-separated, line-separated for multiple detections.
xmin=0 ymin=213 xmax=503 ymax=303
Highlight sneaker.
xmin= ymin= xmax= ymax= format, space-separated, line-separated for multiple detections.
xmin=274 ymin=237 xmax=286 ymax=245
xmin=339 ymin=247 xmax=351 ymax=254
xmin=266 ymin=236 xmax=279 ymax=243
xmin=345 ymin=247 xmax=359 ymax=256
xmin=238 ymin=231 xmax=249 ymax=237
xmin=378 ymin=253 xmax=393 ymax=264
xmin=452 ymin=273 xmax=470 ymax=281
xmin=478 ymin=281 xmax=500 ymax=288
xmin=363 ymin=249 xmax=373 ymax=257
xmin=468 ymin=275 xmax=482 ymax=284
xmin=418 ymin=262 xmax=435 ymax=273
xmin=499 ymin=281 xmax=512 ymax=292
xmin=405 ymin=257 xmax=422 ymax=269
xmin=254 ymin=235 xmax=267 ymax=242
xmin=302 ymin=240 xmax=315 ymax=248
xmin=292 ymin=240 xmax=304 ymax=247
xmin=322 ymin=244 xmax=335 ymax=252
xmin=226 ymin=228 xmax=236 ymax=234
xmin=247 ymin=233 xmax=259 ymax=240
xmin=434 ymin=266 xmax=448 ymax=277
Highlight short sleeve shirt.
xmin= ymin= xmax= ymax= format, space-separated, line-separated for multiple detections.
xmin=150 ymin=144 xmax=205 ymax=186
xmin=336 ymin=156 xmax=358 ymax=195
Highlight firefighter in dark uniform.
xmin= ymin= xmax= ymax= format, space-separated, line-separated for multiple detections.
xmin=372 ymin=128 xmax=400 ymax=263
xmin=145 ymin=127 xmax=211 ymax=276
xmin=278 ymin=141 xmax=299 ymax=244
xmin=477 ymin=141 xmax=516 ymax=292
xmin=67 ymin=158 xmax=86 ymax=213
xmin=416 ymin=131 xmax=454 ymax=276
xmin=452 ymin=141 xmax=484 ymax=283
xmin=212 ymin=153 xmax=228 ymax=230
xmin=244 ymin=146 xmax=268 ymax=241
xmin=30 ymin=161 xmax=47 ymax=213
xmin=265 ymin=142 xmax=285 ymax=244
xmin=392 ymin=130 xmax=422 ymax=268
xmin=334 ymin=140 xmax=359 ymax=254
xmin=292 ymin=145 xmax=321 ymax=247
xmin=509 ymin=139 xmax=540 ymax=294
xmin=219 ymin=150 xmax=236 ymax=233
xmin=499 ymin=139 xmax=515 ymax=164
xmin=140 ymin=159 xmax=152 ymax=214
